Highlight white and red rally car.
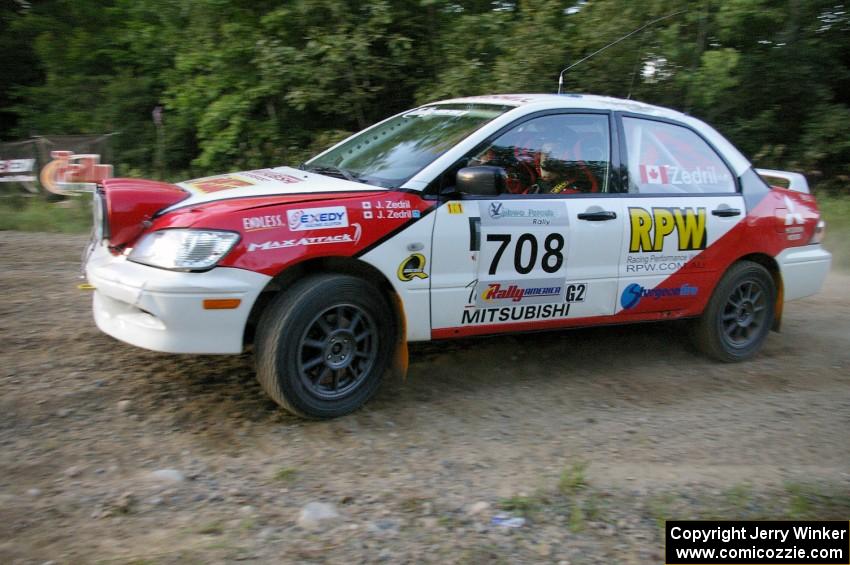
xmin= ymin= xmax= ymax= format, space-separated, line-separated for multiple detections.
xmin=85 ymin=94 xmax=831 ymax=418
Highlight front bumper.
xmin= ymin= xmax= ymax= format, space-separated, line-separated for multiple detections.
xmin=86 ymin=243 xmax=271 ymax=354
xmin=776 ymin=244 xmax=831 ymax=301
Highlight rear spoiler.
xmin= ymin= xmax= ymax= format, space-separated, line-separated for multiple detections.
xmin=755 ymin=168 xmax=810 ymax=194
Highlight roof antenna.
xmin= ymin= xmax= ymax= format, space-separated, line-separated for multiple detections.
xmin=557 ymin=9 xmax=687 ymax=94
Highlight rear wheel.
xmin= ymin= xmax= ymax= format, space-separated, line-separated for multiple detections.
xmin=693 ymin=261 xmax=776 ymax=362
xmin=255 ymin=274 xmax=395 ymax=418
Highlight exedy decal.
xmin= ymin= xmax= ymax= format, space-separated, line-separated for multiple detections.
xmin=629 ymin=207 xmax=707 ymax=253
xmin=287 ymin=206 xmax=348 ymax=231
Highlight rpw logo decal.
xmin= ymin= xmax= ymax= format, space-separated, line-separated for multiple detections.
xmin=784 ymin=196 xmax=804 ymax=226
xmin=628 ymin=207 xmax=707 ymax=253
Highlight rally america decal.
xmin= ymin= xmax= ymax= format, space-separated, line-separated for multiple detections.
xmin=458 ymin=278 xmax=588 ymax=326
xmin=473 ymin=278 xmax=566 ymax=307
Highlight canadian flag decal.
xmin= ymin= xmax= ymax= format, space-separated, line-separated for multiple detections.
xmin=639 ymin=164 xmax=669 ymax=184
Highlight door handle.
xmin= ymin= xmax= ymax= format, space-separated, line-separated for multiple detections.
xmin=577 ymin=210 xmax=617 ymax=221
xmin=712 ymin=207 xmax=741 ymax=217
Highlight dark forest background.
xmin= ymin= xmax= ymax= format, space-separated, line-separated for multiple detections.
xmin=1 ymin=0 xmax=848 ymax=191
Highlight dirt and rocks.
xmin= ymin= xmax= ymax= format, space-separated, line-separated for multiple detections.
xmin=0 ymin=231 xmax=848 ymax=564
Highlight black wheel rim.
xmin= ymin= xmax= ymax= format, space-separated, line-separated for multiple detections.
xmin=719 ymin=279 xmax=768 ymax=349
xmin=297 ymin=304 xmax=378 ymax=400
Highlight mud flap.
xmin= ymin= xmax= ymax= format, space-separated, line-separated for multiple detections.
xmin=387 ymin=291 xmax=409 ymax=381
xmin=772 ymin=282 xmax=784 ymax=332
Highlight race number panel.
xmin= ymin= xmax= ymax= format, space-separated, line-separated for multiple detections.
xmin=430 ymin=197 xmax=624 ymax=331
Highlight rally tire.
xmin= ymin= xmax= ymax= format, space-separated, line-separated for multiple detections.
xmin=255 ymin=274 xmax=395 ymax=419
xmin=693 ymin=260 xmax=776 ymax=362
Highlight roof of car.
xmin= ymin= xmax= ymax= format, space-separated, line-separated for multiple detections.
xmin=427 ymin=93 xmax=690 ymax=121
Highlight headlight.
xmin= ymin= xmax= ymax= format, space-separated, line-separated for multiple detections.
xmin=128 ymin=229 xmax=240 ymax=271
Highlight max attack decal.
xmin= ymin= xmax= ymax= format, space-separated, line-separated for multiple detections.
xmin=287 ymin=206 xmax=348 ymax=231
xmin=397 ymin=253 xmax=428 ymax=281
xmin=248 ymin=224 xmax=362 ymax=251
xmin=620 ymin=283 xmax=698 ymax=309
xmin=629 ymin=207 xmax=707 ymax=253
xmin=242 ymin=214 xmax=284 ymax=231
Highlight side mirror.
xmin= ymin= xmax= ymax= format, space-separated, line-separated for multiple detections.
xmin=455 ymin=166 xmax=505 ymax=196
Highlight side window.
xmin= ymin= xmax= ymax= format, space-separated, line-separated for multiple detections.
xmin=467 ymin=114 xmax=611 ymax=195
xmin=622 ymin=117 xmax=736 ymax=194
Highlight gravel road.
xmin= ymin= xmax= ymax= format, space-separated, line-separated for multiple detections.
xmin=1 ymin=231 xmax=848 ymax=564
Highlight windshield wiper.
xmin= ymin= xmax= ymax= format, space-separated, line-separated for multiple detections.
xmin=304 ymin=164 xmax=360 ymax=183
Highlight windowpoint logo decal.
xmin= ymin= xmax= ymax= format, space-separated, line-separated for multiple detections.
xmin=621 ymin=283 xmax=698 ymax=309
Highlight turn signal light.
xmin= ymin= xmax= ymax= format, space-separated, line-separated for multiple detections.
xmin=203 ymin=298 xmax=241 ymax=310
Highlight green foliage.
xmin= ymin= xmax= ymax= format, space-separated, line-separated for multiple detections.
xmin=817 ymin=193 xmax=850 ymax=270
xmin=558 ymin=460 xmax=588 ymax=496
xmin=273 ymin=466 xmax=298 ymax=482
xmin=1 ymin=0 xmax=848 ymax=194
xmin=0 ymin=196 xmax=91 ymax=233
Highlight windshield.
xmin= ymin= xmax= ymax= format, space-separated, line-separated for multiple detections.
xmin=305 ymin=103 xmax=513 ymax=187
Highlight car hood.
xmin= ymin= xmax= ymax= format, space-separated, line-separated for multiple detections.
xmin=168 ymin=166 xmax=386 ymax=210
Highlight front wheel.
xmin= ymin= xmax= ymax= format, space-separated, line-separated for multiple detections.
xmin=693 ymin=261 xmax=776 ymax=362
xmin=255 ymin=274 xmax=395 ymax=418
